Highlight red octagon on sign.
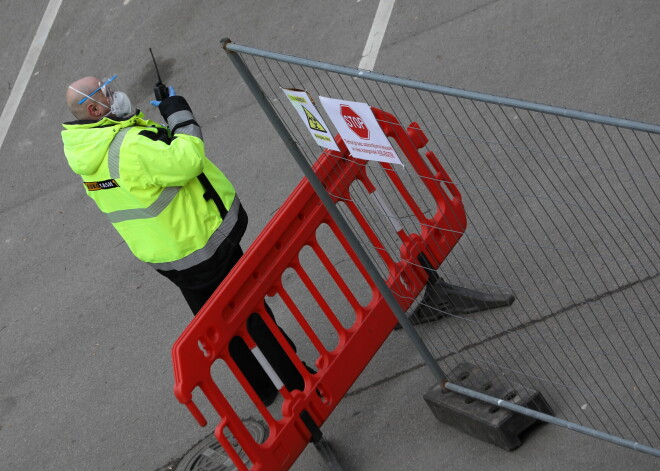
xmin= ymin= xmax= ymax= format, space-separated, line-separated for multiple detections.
xmin=340 ymin=104 xmax=369 ymax=140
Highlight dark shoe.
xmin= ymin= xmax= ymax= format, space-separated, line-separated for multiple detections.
xmin=303 ymin=362 xmax=317 ymax=375
xmin=260 ymin=387 xmax=279 ymax=406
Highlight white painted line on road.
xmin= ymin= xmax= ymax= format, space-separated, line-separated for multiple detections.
xmin=0 ymin=0 xmax=62 ymax=153
xmin=359 ymin=0 xmax=395 ymax=71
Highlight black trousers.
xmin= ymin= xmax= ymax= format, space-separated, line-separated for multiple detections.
xmin=158 ymin=207 xmax=304 ymax=402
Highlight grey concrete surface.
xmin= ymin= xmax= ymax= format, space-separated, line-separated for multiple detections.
xmin=0 ymin=1 xmax=658 ymax=470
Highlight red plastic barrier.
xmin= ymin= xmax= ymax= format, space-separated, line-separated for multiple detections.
xmin=171 ymin=108 xmax=467 ymax=470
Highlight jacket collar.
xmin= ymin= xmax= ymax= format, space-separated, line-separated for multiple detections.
xmin=62 ymin=110 xmax=145 ymax=128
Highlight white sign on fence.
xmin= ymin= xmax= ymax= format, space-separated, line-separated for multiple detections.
xmin=319 ymin=96 xmax=402 ymax=166
xmin=281 ymin=88 xmax=340 ymax=151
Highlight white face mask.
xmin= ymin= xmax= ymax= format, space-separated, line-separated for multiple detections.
xmin=106 ymin=91 xmax=133 ymax=119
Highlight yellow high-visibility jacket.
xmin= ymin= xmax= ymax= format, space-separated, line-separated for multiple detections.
xmin=61 ymin=97 xmax=241 ymax=270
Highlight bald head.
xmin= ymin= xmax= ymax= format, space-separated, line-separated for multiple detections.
xmin=66 ymin=76 xmax=108 ymax=120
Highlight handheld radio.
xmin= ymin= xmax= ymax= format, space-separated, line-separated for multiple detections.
xmin=149 ymin=48 xmax=169 ymax=101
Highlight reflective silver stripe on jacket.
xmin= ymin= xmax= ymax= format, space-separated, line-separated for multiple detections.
xmin=106 ymin=186 xmax=182 ymax=223
xmin=108 ymin=127 xmax=131 ymax=179
xmin=168 ymin=110 xmax=203 ymax=140
xmin=147 ymin=195 xmax=241 ymax=271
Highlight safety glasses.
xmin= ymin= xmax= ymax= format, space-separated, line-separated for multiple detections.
xmin=76 ymin=75 xmax=118 ymax=105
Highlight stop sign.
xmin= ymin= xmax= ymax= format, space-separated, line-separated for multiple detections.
xmin=340 ymin=104 xmax=369 ymax=139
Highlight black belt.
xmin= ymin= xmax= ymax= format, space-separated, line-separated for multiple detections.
xmin=197 ymin=173 xmax=228 ymax=219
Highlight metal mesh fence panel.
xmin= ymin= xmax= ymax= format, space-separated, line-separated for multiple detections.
xmin=233 ymin=48 xmax=660 ymax=450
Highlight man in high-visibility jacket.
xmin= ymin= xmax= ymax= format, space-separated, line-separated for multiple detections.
xmin=62 ymin=75 xmax=303 ymax=405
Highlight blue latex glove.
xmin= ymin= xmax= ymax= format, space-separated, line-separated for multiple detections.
xmin=150 ymin=86 xmax=176 ymax=107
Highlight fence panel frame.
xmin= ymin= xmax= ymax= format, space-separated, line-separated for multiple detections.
xmin=174 ymin=38 xmax=660 ymax=464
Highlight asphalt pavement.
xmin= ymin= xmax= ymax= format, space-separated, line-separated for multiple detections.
xmin=1 ymin=1 xmax=658 ymax=470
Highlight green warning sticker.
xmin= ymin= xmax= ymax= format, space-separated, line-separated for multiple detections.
xmin=282 ymin=88 xmax=339 ymax=152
